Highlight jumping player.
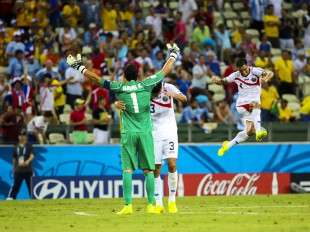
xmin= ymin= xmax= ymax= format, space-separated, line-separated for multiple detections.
xmin=212 ymin=58 xmax=274 ymax=156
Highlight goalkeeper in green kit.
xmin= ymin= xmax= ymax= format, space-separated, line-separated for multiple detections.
xmin=66 ymin=43 xmax=180 ymax=215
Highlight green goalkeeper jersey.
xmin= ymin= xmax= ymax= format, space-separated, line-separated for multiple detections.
xmin=100 ymin=71 xmax=164 ymax=133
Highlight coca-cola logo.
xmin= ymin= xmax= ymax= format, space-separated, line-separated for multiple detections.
xmin=197 ymin=174 xmax=260 ymax=196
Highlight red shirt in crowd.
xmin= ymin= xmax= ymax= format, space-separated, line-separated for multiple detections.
xmin=92 ymin=85 xmax=110 ymax=109
xmin=70 ymin=107 xmax=88 ymax=131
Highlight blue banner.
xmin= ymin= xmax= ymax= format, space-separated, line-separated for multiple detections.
xmin=1 ymin=143 xmax=310 ymax=200
xmin=32 ymin=175 xmax=147 ymax=199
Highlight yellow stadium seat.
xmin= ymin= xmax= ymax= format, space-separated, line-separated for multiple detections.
xmin=233 ymin=2 xmax=244 ymax=11
xmin=59 ymin=113 xmax=70 ymax=124
xmin=49 ymin=133 xmax=66 ymax=144
xmin=282 ymin=94 xmax=300 ymax=104
xmin=208 ymin=84 xmax=225 ymax=94
xmin=245 ymin=29 xmax=259 ymax=38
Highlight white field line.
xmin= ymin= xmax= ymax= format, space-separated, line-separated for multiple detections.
xmin=217 ymin=205 xmax=309 ymax=209
xmin=73 ymin=212 xmax=97 ymax=216
xmin=179 ymin=212 xmax=258 ymax=215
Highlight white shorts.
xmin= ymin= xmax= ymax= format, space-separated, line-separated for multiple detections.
xmin=154 ymin=137 xmax=178 ymax=165
xmin=236 ymin=103 xmax=254 ymax=122
xmin=94 ymin=128 xmax=109 ymax=144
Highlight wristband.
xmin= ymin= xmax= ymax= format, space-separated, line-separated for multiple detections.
xmin=77 ymin=65 xmax=87 ymax=74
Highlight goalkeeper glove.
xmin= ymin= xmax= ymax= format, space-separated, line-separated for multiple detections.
xmin=66 ymin=54 xmax=87 ymax=74
xmin=166 ymin=43 xmax=180 ymax=61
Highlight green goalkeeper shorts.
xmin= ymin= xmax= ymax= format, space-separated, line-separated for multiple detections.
xmin=121 ymin=132 xmax=155 ymax=171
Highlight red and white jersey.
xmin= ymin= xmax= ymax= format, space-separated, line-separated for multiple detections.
xmin=151 ymin=83 xmax=181 ymax=141
xmin=225 ymin=67 xmax=265 ymax=105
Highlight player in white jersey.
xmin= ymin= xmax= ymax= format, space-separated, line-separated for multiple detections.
xmin=115 ymin=81 xmax=187 ymax=213
xmin=150 ymin=81 xmax=186 ymax=213
xmin=212 ymin=58 xmax=274 ymax=156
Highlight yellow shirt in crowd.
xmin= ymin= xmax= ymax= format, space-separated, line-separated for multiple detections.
xmin=17 ymin=1 xmax=36 ymax=27
xmin=300 ymin=96 xmax=310 ymax=115
xmin=279 ymin=106 xmax=294 ymax=122
xmin=102 ymin=9 xmax=117 ymax=31
xmin=52 ymin=79 xmax=66 ymax=107
xmin=62 ymin=5 xmax=81 ymax=27
xmin=121 ymin=11 xmax=134 ymax=21
xmin=264 ymin=15 xmax=280 ymax=38
xmin=261 ymin=85 xmax=280 ymax=110
xmin=274 ymin=58 xmax=294 ymax=83
xmin=255 ymin=57 xmax=269 ymax=70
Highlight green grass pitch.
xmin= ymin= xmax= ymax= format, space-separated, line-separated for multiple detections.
xmin=1 ymin=194 xmax=309 ymax=232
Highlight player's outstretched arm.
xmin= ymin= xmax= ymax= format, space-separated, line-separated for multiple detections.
xmin=211 ymin=76 xmax=229 ymax=85
xmin=160 ymin=43 xmax=180 ymax=77
xmin=66 ymin=54 xmax=112 ymax=90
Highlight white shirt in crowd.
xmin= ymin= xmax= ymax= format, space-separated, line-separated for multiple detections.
xmin=40 ymin=85 xmax=57 ymax=111
xmin=27 ymin=116 xmax=48 ymax=134
xmin=65 ymin=67 xmax=83 ymax=95
xmin=135 ymin=56 xmax=154 ymax=69
xmin=145 ymin=15 xmax=162 ymax=38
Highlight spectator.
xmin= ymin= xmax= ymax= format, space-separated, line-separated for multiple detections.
xmin=274 ymin=50 xmax=295 ymax=96
xmin=69 ymin=88 xmax=92 ymax=144
xmin=83 ymin=23 xmax=98 ymax=47
xmin=58 ymin=21 xmax=77 ymax=50
xmin=45 ymin=46 xmax=60 ymax=65
xmin=268 ymin=0 xmax=283 ymax=19
xmin=82 ymin=0 xmax=100 ymax=26
xmin=6 ymin=129 xmax=34 ymax=200
xmin=27 ymin=56 xmax=41 ymax=79
xmin=236 ymin=34 xmax=258 ymax=66
xmin=264 ymin=4 xmax=281 ymax=48
xmin=62 ymin=0 xmax=81 ymax=27
xmin=195 ymin=5 xmax=214 ymax=34
xmin=48 ymin=0 xmax=62 ymax=29
xmin=2 ymin=106 xmax=24 ymax=144
xmin=213 ymin=99 xmax=236 ymax=126
xmin=206 ymin=52 xmax=221 ymax=77
xmin=261 ymin=81 xmax=280 ymax=122
xmin=3 ymin=77 xmax=24 ymax=110
xmin=292 ymin=39 xmax=308 ymax=60
xmin=278 ymin=99 xmax=295 ymax=122
xmin=303 ymin=3 xmax=310 ymax=48
xmin=255 ymin=50 xmax=273 ymax=70
xmin=196 ymin=94 xmax=211 ymax=122
xmin=101 ymin=2 xmax=118 ymax=37
xmin=176 ymin=69 xmax=191 ymax=98
xmin=27 ymin=111 xmax=53 ymax=144
xmin=153 ymin=51 xmax=165 ymax=71
xmin=215 ymin=23 xmax=232 ymax=64
xmin=39 ymin=73 xmax=71 ymax=116
xmin=99 ymin=32 xmax=114 ymax=58
xmin=192 ymin=18 xmax=211 ymax=50
xmin=294 ymin=50 xmax=307 ymax=75
xmin=257 ymin=34 xmax=272 ymax=57
xmin=181 ymin=51 xmax=194 ymax=74
xmin=178 ymin=97 xmax=203 ymax=124
xmin=191 ymin=54 xmax=208 ymax=91
xmin=248 ymin=0 xmax=267 ymax=33
xmin=35 ymin=60 xmax=59 ymax=83
xmin=0 ymin=28 xmax=7 ymax=66
xmin=145 ymin=6 xmax=164 ymax=39
xmin=279 ymin=9 xmax=296 ymax=50
xmin=136 ymin=48 xmax=154 ymax=70
xmin=178 ymin=0 xmax=198 ymax=41
xmin=65 ymin=66 xmax=84 ymax=109
xmin=300 ymin=96 xmax=310 ymax=122
xmin=58 ymin=49 xmax=70 ymax=81
xmin=223 ymin=57 xmax=238 ymax=104
xmin=35 ymin=0 xmax=49 ymax=28
xmin=171 ymin=11 xmax=187 ymax=51
xmin=7 ymin=49 xmax=24 ymax=79
xmin=130 ymin=10 xmax=145 ymax=35
xmin=0 ymin=74 xmax=9 ymax=111
xmin=92 ymin=96 xmax=112 ymax=144
xmin=114 ymin=39 xmax=128 ymax=66
xmin=232 ymin=24 xmax=245 ymax=46
xmin=43 ymin=25 xmax=56 ymax=50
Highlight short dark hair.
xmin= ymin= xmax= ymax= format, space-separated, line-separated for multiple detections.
xmin=15 ymin=49 xmax=24 ymax=56
xmin=43 ymin=111 xmax=53 ymax=118
xmin=152 ymin=81 xmax=162 ymax=94
xmin=124 ymin=63 xmax=138 ymax=81
xmin=43 ymin=73 xmax=52 ymax=79
xmin=98 ymin=96 xmax=106 ymax=102
xmin=236 ymin=58 xmax=248 ymax=67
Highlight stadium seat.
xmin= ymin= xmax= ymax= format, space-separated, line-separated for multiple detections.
xmin=85 ymin=113 xmax=92 ymax=121
xmin=288 ymin=102 xmax=301 ymax=119
xmin=271 ymin=56 xmax=281 ymax=64
xmin=213 ymin=11 xmax=223 ymax=21
xmin=241 ymin=12 xmax=251 ymax=20
xmin=59 ymin=113 xmax=71 ymax=124
xmin=223 ymin=11 xmax=238 ymax=20
xmin=88 ymin=133 xmax=95 ymax=144
xmin=282 ymin=94 xmax=300 ymax=104
xmin=245 ymin=29 xmax=259 ymax=38
xmin=82 ymin=46 xmax=92 ymax=55
xmin=224 ymin=2 xmax=232 ymax=11
xmin=243 ymin=19 xmax=250 ymax=27
xmin=220 ymin=65 xmax=228 ymax=75
xmin=208 ymin=84 xmax=225 ymax=94
xmin=213 ymin=93 xmax=226 ymax=102
xmin=271 ymin=48 xmax=282 ymax=56
xmin=49 ymin=133 xmax=66 ymax=144
xmin=77 ymin=27 xmax=85 ymax=35
xmin=283 ymin=3 xmax=293 ymax=10
xmin=233 ymin=2 xmax=244 ymax=11
xmin=0 ymin=66 xmax=7 ymax=74
xmin=169 ymin=2 xmax=178 ymax=10
xmin=226 ymin=19 xmax=241 ymax=28
xmin=304 ymin=82 xmax=310 ymax=96
xmin=63 ymin=104 xmax=72 ymax=113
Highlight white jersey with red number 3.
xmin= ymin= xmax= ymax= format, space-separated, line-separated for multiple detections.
xmin=225 ymin=67 xmax=265 ymax=105
xmin=151 ymin=83 xmax=181 ymax=141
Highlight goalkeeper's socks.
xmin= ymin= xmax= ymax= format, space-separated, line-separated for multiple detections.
xmin=122 ymin=172 xmax=132 ymax=204
xmin=154 ymin=176 xmax=163 ymax=206
xmin=252 ymin=109 xmax=261 ymax=133
xmin=168 ymin=171 xmax=178 ymax=202
xmin=145 ymin=172 xmax=155 ymax=205
xmin=228 ymin=130 xmax=249 ymax=148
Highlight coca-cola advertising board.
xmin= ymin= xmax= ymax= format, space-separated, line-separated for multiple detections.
xmin=164 ymin=173 xmax=290 ymax=196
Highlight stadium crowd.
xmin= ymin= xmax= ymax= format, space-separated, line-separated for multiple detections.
xmin=0 ymin=0 xmax=310 ymax=144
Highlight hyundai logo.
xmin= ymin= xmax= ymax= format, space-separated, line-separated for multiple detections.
xmin=33 ymin=179 xmax=67 ymax=199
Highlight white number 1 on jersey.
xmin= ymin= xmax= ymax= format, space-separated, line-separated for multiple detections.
xmin=130 ymin=92 xmax=139 ymax=113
